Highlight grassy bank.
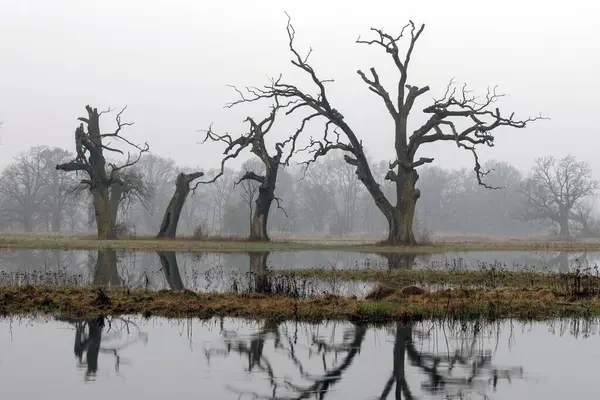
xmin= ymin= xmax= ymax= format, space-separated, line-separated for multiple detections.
xmin=275 ymin=267 xmax=589 ymax=289
xmin=1 ymin=233 xmax=600 ymax=253
xmin=2 ymin=283 xmax=600 ymax=322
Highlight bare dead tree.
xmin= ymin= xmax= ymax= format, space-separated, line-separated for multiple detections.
xmin=156 ymin=171 xmax=204 ymax=238
xmin=56 ymin=105 xmax=149 ymax=239
xmin=519 ymin=155 xmax=599 ymax=240
xmin=199 ymin=98 xmax=298 ymax=241
xmin=227 ymin=14 xmax=545 ymax=245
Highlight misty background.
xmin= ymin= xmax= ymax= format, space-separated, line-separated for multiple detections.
xmin=0 ymin=0 xmax=599 ymax=239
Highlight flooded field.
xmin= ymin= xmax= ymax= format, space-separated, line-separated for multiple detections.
xmin=0 ymin=315 xmax=598 ymax=398
xmin=0 ymin=249 xmax=598 ymax=297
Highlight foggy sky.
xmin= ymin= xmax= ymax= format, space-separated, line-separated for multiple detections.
xmin=1 ymin=0 xmax=598 ymax=177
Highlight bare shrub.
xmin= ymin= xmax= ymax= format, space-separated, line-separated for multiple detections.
xmin=193 ymin=221 xmax=208 ymax=240
xmin=115 ymin=221 xmax=132 ymax=238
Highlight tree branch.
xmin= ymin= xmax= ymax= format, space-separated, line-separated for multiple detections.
xmin=235 ymin=171 xmax=265 ymax=186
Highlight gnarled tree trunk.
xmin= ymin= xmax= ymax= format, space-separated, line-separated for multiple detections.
xmin=250 ymin=166 xmax=278 ymax=241
xmin=558 ymin=212 xmax=571 ymax=240
xmin=381 ymin=166 xmax=420 ymax=245
xmin=156 ymin=171 xmax=204 ymax=238
xmin=92 ymin=189 xmax=117 ymax=240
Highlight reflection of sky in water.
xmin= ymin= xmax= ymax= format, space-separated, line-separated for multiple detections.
xmin=1 ymin=316 xmax=599 ymax=399
xmin=0 ymin=250 xmax=599 ymax=293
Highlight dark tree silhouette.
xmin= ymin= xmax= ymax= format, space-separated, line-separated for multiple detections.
xmin=57 ymin=316 xmax=148 ymax=381
xmin=156 ymin=171 xmax=204 ymax=238
xmin=380 ymin=252 xmax=418 ymax=270
xmin=380 ymin=322 xmax=523 ymax=399
xmin=200 ymin=98 xmax=299 ymax=241
xmin=229 ymin=14 xmax=544 ymax=245
xmin=92 ymin=249 xmax=122 ymax=287
xmin=56 ymin=105 xmax=149 ymax=239
xmin=156 ymin=251 xmax=185 ymax=290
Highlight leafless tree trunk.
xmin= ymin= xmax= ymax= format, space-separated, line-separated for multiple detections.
xmin=156 ymin=171 xmax=204 ymax=238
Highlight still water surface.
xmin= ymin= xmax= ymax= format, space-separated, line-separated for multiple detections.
xmin=2 ymin=249 xmax=599 ymax=273
xmin=0 ymin=249 xmax=599 ymax=296
xmin=0 ymin=316 xmax=598 ymax=399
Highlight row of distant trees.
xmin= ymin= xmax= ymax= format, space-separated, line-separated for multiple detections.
xmin=0 ymin=143 xmax=596 ymax=240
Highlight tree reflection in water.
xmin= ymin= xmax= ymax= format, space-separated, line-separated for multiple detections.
xmin=58 ymin=316 xmax=148 ymax=381
xmin=205 ymin=319 xmax=524 ymax=399
xmin=381 ymin=321 xmax=524 ymax=399
xmin=204 ymin=319 xmax=367 ymax=399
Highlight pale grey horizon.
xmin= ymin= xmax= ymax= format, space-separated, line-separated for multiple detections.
xmin=0 ymin=0 xmax=597 ymax=179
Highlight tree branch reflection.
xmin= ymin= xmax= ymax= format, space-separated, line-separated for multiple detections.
xmin=380 ymin=321 xmax=524 ymax=399
xmin=205 ymin=319 xmax=366 ymax=399
xmin=57 ymin=315 xmax=148 ymax=381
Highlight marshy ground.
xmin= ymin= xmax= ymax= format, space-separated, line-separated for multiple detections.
xmin=2 ymin=263 xmax=600 ymax=322
xmin=2 ymin=237 xmax=600 ymax=321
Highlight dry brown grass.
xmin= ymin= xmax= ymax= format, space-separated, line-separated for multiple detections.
xmin=2 ymin=283 xmax=600 ymax=321
xmin=278 ymin=267 xmax=599 ymax=289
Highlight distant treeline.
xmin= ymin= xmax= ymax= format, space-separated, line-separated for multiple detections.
xmin=3 ymin=145 xmax=595 ymax=239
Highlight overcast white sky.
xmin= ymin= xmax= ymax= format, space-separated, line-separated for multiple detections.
xmin=0 ymin=0 xmax=598 ymax=176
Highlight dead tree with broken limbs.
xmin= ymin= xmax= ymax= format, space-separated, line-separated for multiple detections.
xmin=56 ymin=105 xmax=149 ymax=239
xmin=201 ymin=99 xmax=297 ymax=241
xmin=232 ymin=15 xmax=545 ymax=245
xmin=156 ymin=171 xmax=204 ymax=238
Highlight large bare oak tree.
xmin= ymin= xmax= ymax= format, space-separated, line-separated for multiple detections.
xmin=201 ymin=99 xmax=298 ymax=241
xmin=56 ymin=105 xmax=149 ymax=239
xmin=519 ymin=155 xmax=599 ymax=239
xmin=230 ymin=15 xmax=544 ymax=245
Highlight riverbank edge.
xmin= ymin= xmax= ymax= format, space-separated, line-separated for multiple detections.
xmin=2 ymin=285 xmax=600 ymax=322
xmin=1 ymin=234 xmax=599 ymax=253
